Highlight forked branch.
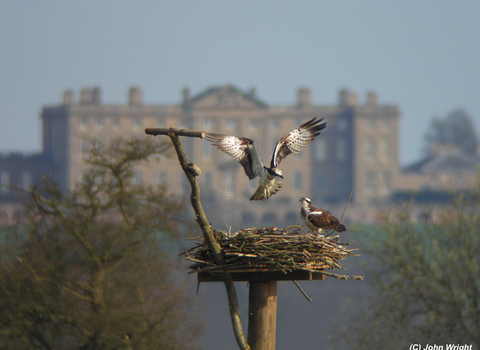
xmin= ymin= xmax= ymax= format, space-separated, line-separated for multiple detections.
xmin=159 ymin=129 xmax=250 ymax=350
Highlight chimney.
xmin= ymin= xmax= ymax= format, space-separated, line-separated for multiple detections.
xmin=182 ymin=86 xmax=190 ymax=105
xmin=128 ymin=86 xmax=143 ymax=106
xmin=79 ymin=87 xmax=102 ymax=105
xmin=297 ymin=87 xmax=312 ymax=108
xmin=365 ymin=91 xmax=378 ymax=106
xmin=248 ymin=86 xmax=257 ymax=98
xmin=338 ymin=88 xmax=358 ymax=107
xmin=92 ymin=86 xmax=101 ymax=105
xmin=62 ymin=89 xmax=74 ymax=105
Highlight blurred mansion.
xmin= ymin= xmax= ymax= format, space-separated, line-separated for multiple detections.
xmin=1 ymin=85 xmax=479 ymax=225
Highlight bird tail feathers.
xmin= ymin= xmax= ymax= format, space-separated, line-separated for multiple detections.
xmin=249 ymin=180 xmax=283 ymax=201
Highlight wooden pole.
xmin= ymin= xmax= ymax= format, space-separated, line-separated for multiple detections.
xmin=247 ymin=281 xmax=278 ymax=350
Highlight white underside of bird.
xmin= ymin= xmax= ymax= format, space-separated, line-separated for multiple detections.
xmin=303 ymin=210 xmax=326 ymax=232
xmin=249 ymin=168 xmax=283 ymax=201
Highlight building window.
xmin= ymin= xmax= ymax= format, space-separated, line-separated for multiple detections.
xmin=381 ymin=118 xmax=390 ymax=131
xmin=224 ymin=171 xmax=235 ymax=196
xmin=226 ymin=118 xmax=235 ymax=129
xmin=1 ymin=171 xmax=10 ymax=193
xmin=155 ymin=171 xmax=167 ymax=185
xmin=76 ymin=170 xmax=90 ymax=184
xmin=364 ymin=171 xmax=376 ymax=192
xmin=133 ymin=171 xmax=143 ymax=186
xmin=203 ymin=118 xmax=211 ymax=130
xmin=204 ymin=171 xmax=213 ymax=193
xmin=379 ymin=138 xmax=389 ymax=161
xmin=271 ymin=118 xmax=280 ymax=129
xmin=112 ymin=118 xmax=121 ymax=128
xmin=93 ymin=173 xmax=103 ymax=188
xmin=177 ymin=171 xmax=184 ymax=192
xmin=81 ymin=139 xmax=90 ymax=158
xmin=380 ymin=171 xmax=390 ymax=191
xmin=248 ymin=118 xmax=258 ymax=130
xmin=133 ymin=117 xmax=142 ymax=129
xmin=293 ymin=171 xmax=303 ymax=190
xmin=365 ymin=138 xmax=376 ymax=160
xmin=203 ymin=118 xmax=212 ymax=130
xmin=337 ymin=118 xmax=348 ymax=131
xmin=455 ymin=174 xmax=464 ymax=187
xmin=365 ymin=118 xmax=375 ymax=130
xmin=157 ymin=117 xmax=166 ymax=127
xmin=181 ymin=174 xmax=190 ymax=193
xmin=316 ymin=171 xmax=326 ymax=188
xmin=203 ymin=143 xmax=211 ymax=159
xmin=21 ymin=171 xmax=33 ymax=190
xmin=337 ymin=139 xmax=347 ymax=160
xmin=95 ymin=116 xmax=105 ymax=128
xmin=338 ymin=172 xmax=350 ymax=189
xmin=247 ymin=176 xmax=257 ymax=192
xmin=79 ymin=116 xmax=89 ymax=129
xmin=81 ymin=139 xmax=102 ymax=159
xmin=314 ymin=139 xmax=327 ymax=161
xmin=440 ymin=173 xmax=448 ymax=184
xmin=178 ymin=119 xmax=187 ymax=129
xmin=293 ymin=117 xmax=303 ymax=128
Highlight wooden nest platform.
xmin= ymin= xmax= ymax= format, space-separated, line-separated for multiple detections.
xmin=182 ymin=225 xmax=364 ymax=282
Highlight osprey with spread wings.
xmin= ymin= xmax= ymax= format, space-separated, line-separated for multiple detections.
xmin=205 ymin=117 xmax=326 ymax=201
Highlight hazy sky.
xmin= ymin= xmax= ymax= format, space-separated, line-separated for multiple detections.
xmin=1 ymin=1 xmax=479 ymax=165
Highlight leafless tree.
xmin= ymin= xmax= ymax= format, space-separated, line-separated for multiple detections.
xmin=0 ymin=138 xmax=203 ymax=350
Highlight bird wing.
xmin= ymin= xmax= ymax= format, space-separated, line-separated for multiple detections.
xmin=307 ymin=210 xmax=340 ymax=230
xmin=270 ymin=117 xmax=327 ymax=168
xmin=205 ymin=133 xmax=264 ymax=179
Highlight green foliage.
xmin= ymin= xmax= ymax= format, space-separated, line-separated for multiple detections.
xmin=0 ymin=138 xmax=203 ymax=350
xmin=331 ymin=197 xmax=480 ymax=349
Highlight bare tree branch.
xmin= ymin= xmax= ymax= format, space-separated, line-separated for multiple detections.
xmin=167 ymin=131 xmax=250 ymax=350
xmin=146 ymin=127 xmax=206 ymax=138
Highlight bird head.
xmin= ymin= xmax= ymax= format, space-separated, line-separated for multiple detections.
xmin=268 ymin=167 xmax=284 ymax=179
xmin=299 ymin=197 xmax=312 ymax=208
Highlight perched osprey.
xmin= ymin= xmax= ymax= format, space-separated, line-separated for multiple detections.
xmin=299 ymin=197 xmax=346 ymax=233
xmin=205 ymin=118 xmax=326 ymax=201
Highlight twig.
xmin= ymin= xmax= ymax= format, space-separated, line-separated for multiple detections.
xmin=292 ymin=280 xmax=313 ymax=303
xmin=326 ymin=188 xmax=354 ymax=238
xmin=185 ymin=257 xmax=217 ymax=265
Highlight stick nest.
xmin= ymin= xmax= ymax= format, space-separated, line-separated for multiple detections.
xmin=182 ymin=225 xmax=364 ymax=280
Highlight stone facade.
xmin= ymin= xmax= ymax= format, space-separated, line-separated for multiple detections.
xmin=3 ymin=84 xmax=478 ymax=225
xmin=38 ymin=85 xmax=400 ymax=227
